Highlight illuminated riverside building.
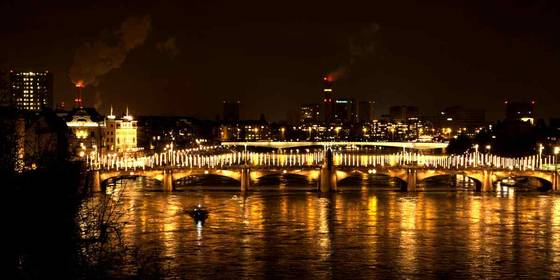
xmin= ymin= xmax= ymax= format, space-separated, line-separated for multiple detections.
xmin=220 ymin=120 xmax=272 ymax=141
xmin=9 ymin=71 xmax=53 ymax=111
xmin=103 ymin=107 xmax=138 ymax=152
xmin=65 ymin=106 xmax=139 ymax=156
xmin=360 ymin=118 xmax=431 ymax=141
xmin=65 ymin=107 xmax=104 ymax=156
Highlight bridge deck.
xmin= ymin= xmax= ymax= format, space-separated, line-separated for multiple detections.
xmin=221 ymin=141 xmax=449 ymax=150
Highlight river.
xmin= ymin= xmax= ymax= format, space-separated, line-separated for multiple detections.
xmin=97 ymin=182 xmax=560 ymax=279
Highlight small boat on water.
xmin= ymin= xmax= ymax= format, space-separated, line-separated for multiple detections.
xmin=186 ymin=204 xmax=209 ymax=222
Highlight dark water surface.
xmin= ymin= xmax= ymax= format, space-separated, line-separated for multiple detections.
xmin=107 ymin=184 xmax=560 ymax=279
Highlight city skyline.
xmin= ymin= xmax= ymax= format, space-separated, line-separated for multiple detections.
xmin=5 ymin=2 xmax=560 ymax=279
xmin=2 ymin=0 xmax=560 ymax=121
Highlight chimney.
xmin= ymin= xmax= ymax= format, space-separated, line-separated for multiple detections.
xmin=74 ymin=81 xmax=84 ymax=108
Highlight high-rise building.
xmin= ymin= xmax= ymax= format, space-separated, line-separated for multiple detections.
xmin=505 ymin=100 xmax=535 ymax=124
xmin=9 ymin=71 xmax=53 ymax=111
xmin=223 ymin=100 xmax=240 ymax=122
xmin=358 ymin=101 xmax=374 ymax=122
xmin=333 ymin=98 xmax=356 ymax=123
xmin=321 ymin=76 xmax=334 ymax=122
xmin=299 ymin=103 xmax=320 ymax=123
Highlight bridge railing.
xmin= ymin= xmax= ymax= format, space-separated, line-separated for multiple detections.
xmin=88 ymin=148 xmax=554 ymax=172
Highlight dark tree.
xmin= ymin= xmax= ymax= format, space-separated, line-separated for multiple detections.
xmin=447 ymin=134 xmax=472 ymax=155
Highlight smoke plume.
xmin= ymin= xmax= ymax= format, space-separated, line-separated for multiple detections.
xmin=94 ymin=90 xmax=103 ymax=109
xmin=328 ymin=23 xmax=380 ymax=81
xmin=69 ymin=15 xmax=152 ymax=86
xmin=156 ymin=37 xmax=180 ymax=58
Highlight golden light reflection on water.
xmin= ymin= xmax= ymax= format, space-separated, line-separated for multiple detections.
xmin=317 ymin=197 xmax=331 ymax=262
xmin=99 ymin=183 xmax=560 ymax=279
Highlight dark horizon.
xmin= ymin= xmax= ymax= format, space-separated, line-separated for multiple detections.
xmin=2 ymin=0 xmax=559 ymax=121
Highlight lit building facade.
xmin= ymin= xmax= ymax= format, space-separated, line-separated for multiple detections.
xmin=361 ymin=118 xmax=431 ymax=141
xmin=65 ymin=108 xmax=103 ymax=156
xmin=220 ymin=120 xmax=271 ymax=141
xmin=299 ymin=103 xmax=320 ymax=123
xmin=9 ymin=71 xmax=53 ymax=111
xmin=66 ymin=107 xmax=139 ymax=156
xmin=103 ymin=108 xmax=138 ymax=152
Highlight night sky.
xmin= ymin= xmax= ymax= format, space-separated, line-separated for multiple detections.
xmin=1 ymin=0 xmax=559 ymax=121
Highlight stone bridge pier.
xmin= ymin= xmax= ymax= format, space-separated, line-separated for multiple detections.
xmin=240 ymin=167 xmax=251 ymax=192
xmin=319 ymin=148 xmax=337 ymax=192
xmin=481 ymin=170 xmax=492 ymax=192
xmin=163 ymin=169 xmax=174 ymax=192
xmin=407 ymin=169 xmax=417 ymax=192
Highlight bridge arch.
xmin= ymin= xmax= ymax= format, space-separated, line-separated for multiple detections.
xmin=492 ymin=171 xmax=553 ymax=191
xmin=252 ymin=169 xmax=318 ymax=186
xmin=101 ymin=174 xmax=163 ymax=192
xmin=174 ymin=174 xmax=241 ymax=188
xmin=172 ymin=169 xmax=241 ymax=182
xmin=417 ymin=173 xmax=482 ymax=191
xmin=335 ymin=169 xmax=407 ymax=190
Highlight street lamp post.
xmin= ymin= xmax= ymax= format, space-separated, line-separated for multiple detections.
xmin=538 ymin=143 xmax=544 ymax=169
xmin=554 ymin=146 xmax=559 ymax=191
xmin=473 ymin=144 xmax=479 ymax=167
xmin=554 ymin=146 xmax=559 ymax=172
xmin=485 ymin=144 xmax=491 ymax=166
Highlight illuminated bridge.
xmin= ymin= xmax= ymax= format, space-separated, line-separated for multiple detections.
xmin=88 ymin=148 xmax=559 ymax=193
xmin=221 ymin=141 xmax=449 ymax=150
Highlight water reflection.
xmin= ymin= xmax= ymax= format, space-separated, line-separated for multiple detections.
xmin=94 ymin=182 xmax=560 ymax=279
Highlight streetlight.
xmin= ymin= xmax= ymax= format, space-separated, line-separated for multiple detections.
xmin=472 ymin=144 xmax=479 ymax=167
xmin=484 ymin=144 xmax=491 ymax=167
xmin=554 ymin=146 xmax=559 ymax=173
xmin=537 ymin=143 xmax=544 ymax=170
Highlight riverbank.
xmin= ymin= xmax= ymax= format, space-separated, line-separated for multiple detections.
xmin=7 ymin=161 xmax=86 ymax=279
